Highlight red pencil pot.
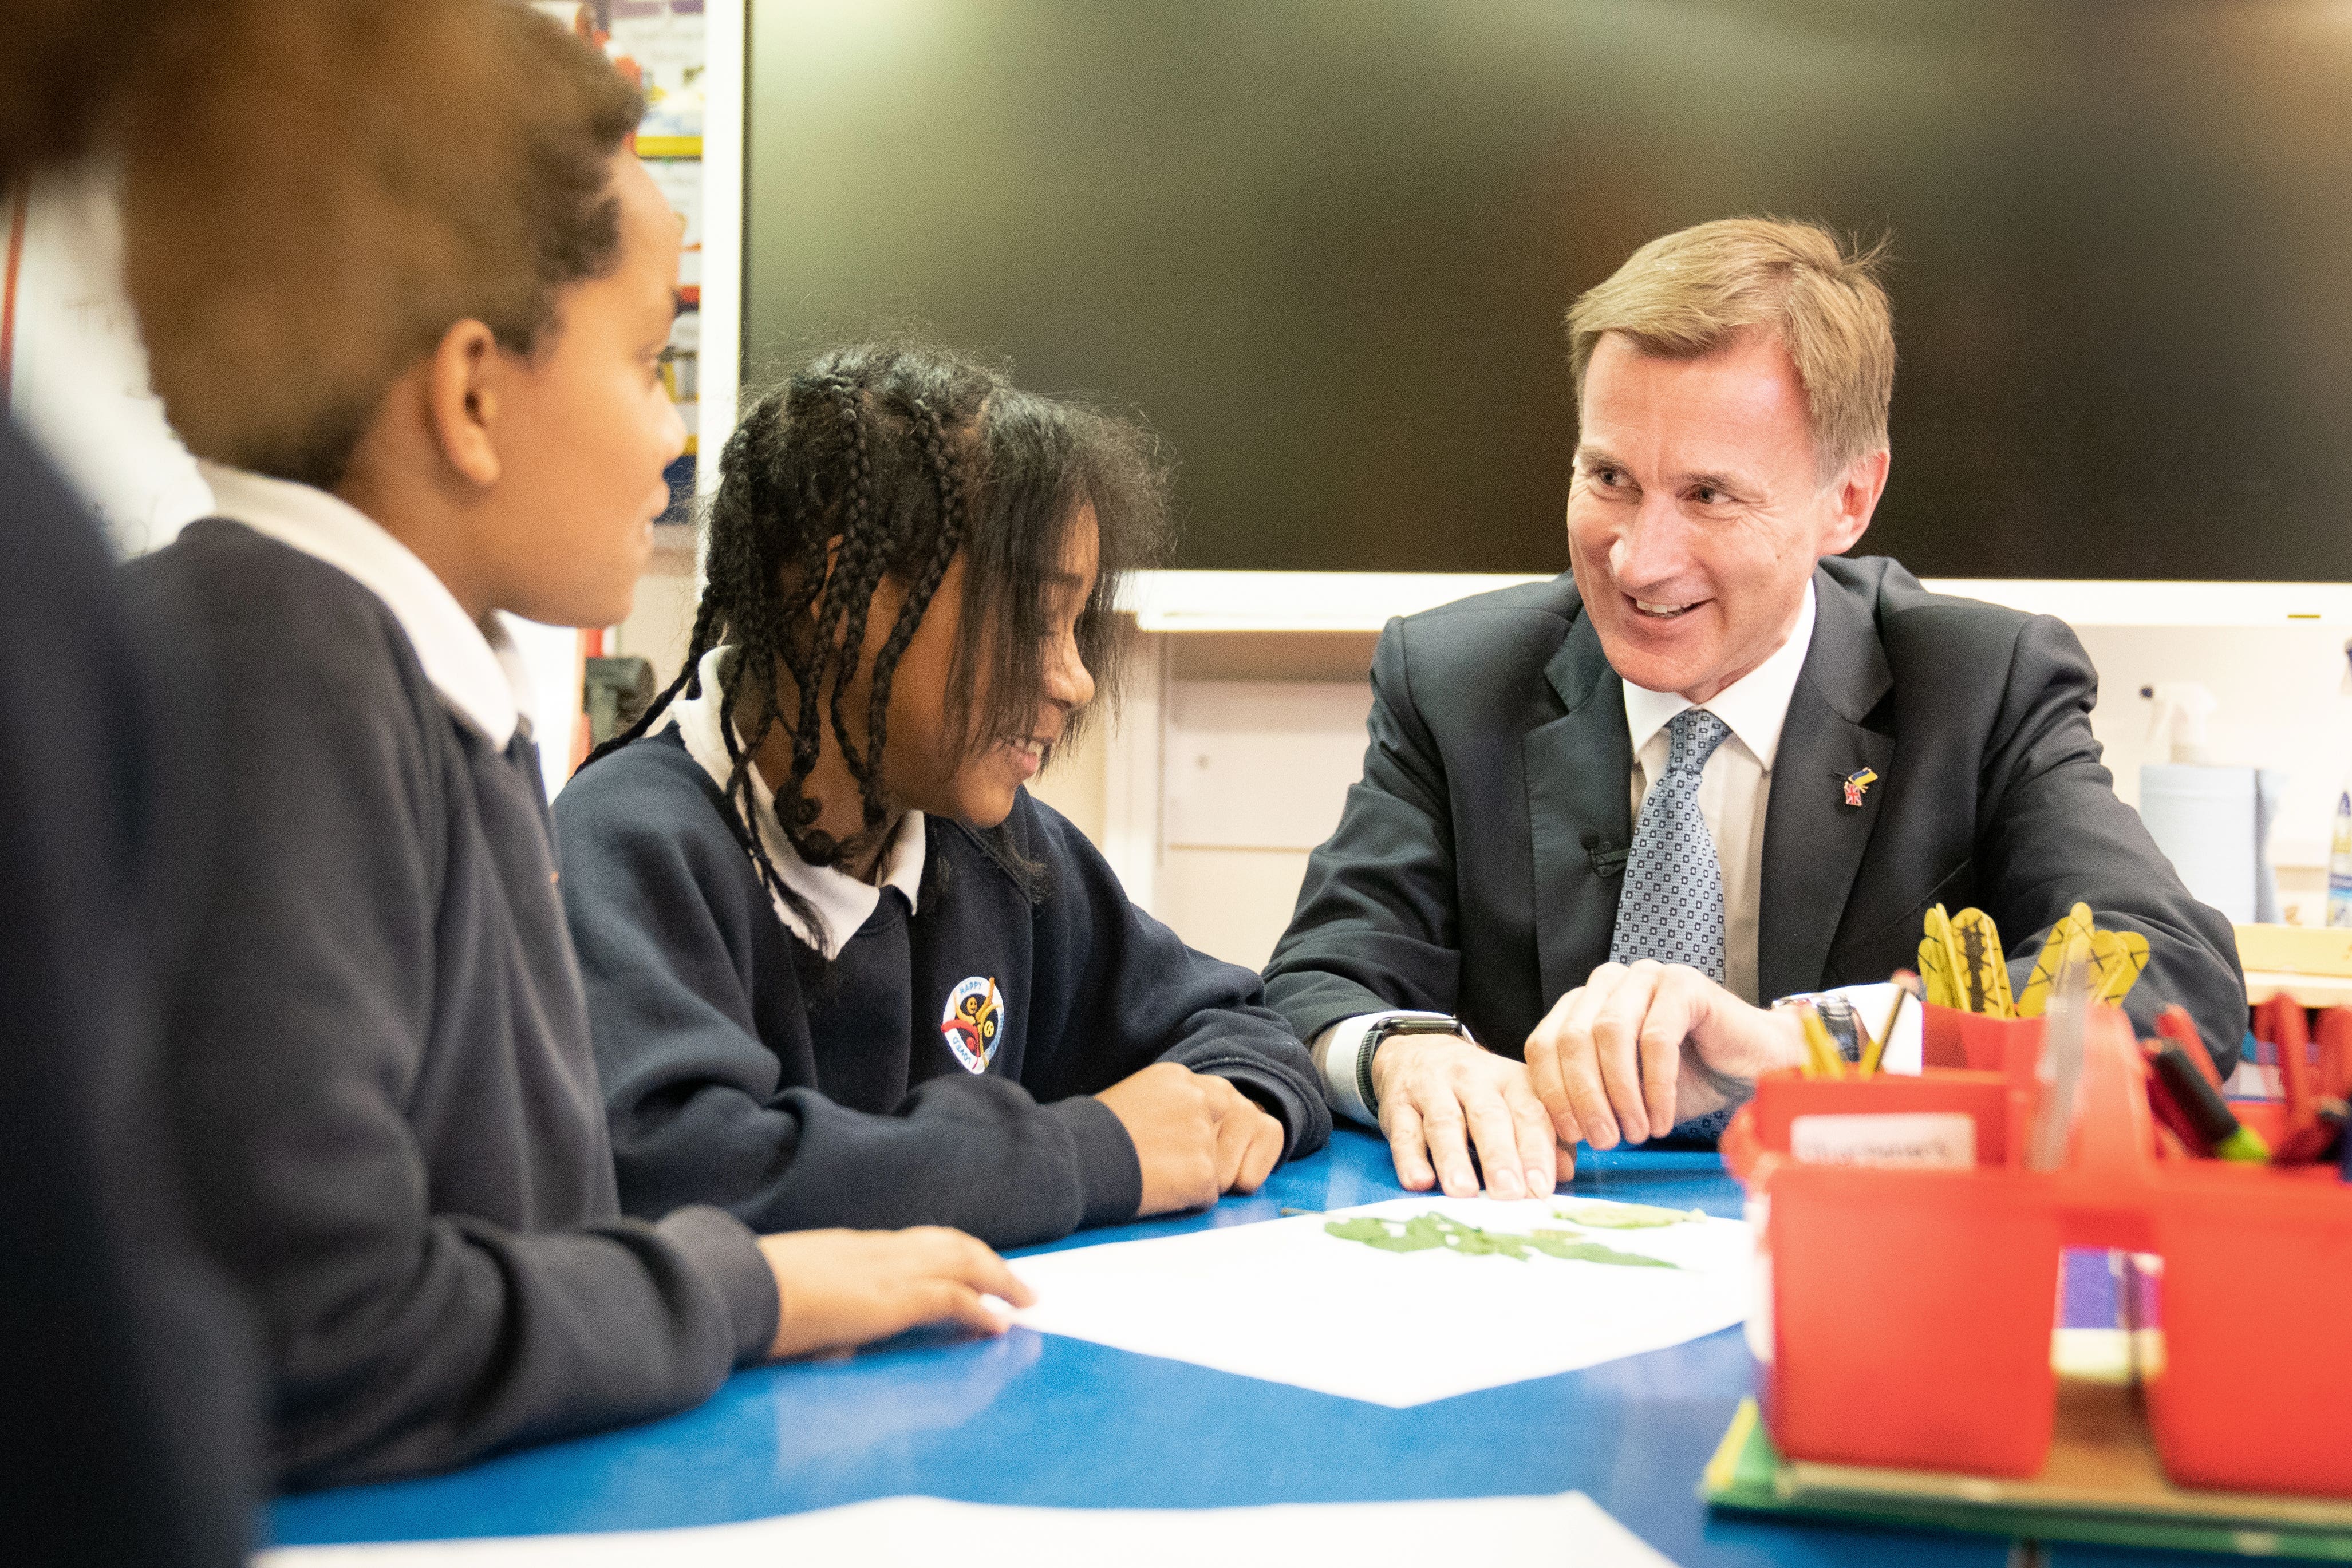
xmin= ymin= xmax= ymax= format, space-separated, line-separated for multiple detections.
xmin=1755 ymin=1154 xmax=2063 ymax=1476
xmin=1919 ymin=1002 xmax=2043 ymax=1076
xmin=2144 ymin=1166 xmax=2352 ymax=1496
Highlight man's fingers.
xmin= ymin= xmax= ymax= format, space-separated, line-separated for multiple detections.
xmin=1554 ymin=1136 xmax=1578 ymax=1184
xmin=1417 ymin=1095 xmax=1480 ymax=1198
xmin=1384 ymin=1100 xmax=1436 ymax=1191
xmin=1592 ymin=962 xmax=1664 ymax=1144
xmin=1640 ymin=973 xmax=1700 ymax=1137
xmin=1461 ymin=1087 xmax=1528 ymax=1199
xmin=1524 ymin=996 xmax=1577 ymax=1142
xmin=1503 ymin=1079 xmax=1559 ymax=1195
xmin=1552 ymin=983 xmax=1621 ymax=1149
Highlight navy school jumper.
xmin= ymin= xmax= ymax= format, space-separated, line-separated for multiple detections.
xmin=125 ymin=520 xmax=779 ymax=1491
xmin=554 ymin=725 xmax=1331 ymax=1249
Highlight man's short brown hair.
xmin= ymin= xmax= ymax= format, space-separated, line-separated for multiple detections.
xmin=120 ymin=0 xmax=642 ymax=491
xmin=1564 ymin=218 xmax=1895 ymax=479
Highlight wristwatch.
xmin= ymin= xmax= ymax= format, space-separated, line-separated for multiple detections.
xmin=1357 ymin=1013 xmax=1474 ymax=1117
xmin=1770 ymin=992 xmax=1863 ymax=1064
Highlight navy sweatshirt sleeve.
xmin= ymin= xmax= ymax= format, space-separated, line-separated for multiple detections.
xmin=997 ymin=795 xmax=1331 ymax=1158
xmin=557 ymin=744 xmax=1145 ymax=1248
xmin=128 ymin=530 xmax=776 ymax=1492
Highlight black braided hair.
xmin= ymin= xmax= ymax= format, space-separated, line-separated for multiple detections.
xmin=581 ymin=340 xmax=1172 ymax=958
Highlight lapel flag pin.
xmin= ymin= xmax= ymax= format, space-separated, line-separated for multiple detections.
xmin=1841 ymin=767 xmax=1879 ymax=808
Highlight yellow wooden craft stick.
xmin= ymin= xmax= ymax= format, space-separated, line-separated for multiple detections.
xmin=2063 ymin=926 xmax=2096 ymax=989
xmin=2090 ymin=926 xmax=2150 ymax=1006
xmin=1916 ymin=935 xmax=1952 ymax=1009
xmin=1950 ymin=907 xmax=2014 ymax=1019
xmin=1797 ymin=1001 xmax=1847 ymax=1079
xmin=1932 ymin=903 xmax=1972 ymax=1013
xmin=2016 ymin=902 xmax=2095 ymax=1018
xmin=1918 ymin=906 xmax=1962 ymax=1010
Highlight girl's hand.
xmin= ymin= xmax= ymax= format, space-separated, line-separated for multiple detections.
xmin=1096 ymin=1061 xmax=1276 ymax=1216
xmin=755 ymin=1226 xmax=1035 ymax=1360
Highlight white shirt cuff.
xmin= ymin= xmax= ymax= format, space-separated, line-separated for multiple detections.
xmin=1312 ymin=1011 xmax=1453 ymax=1129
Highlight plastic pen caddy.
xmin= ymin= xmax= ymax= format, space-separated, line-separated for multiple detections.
xmin=1720 ymin=1002 xmax=2352 ymax=1498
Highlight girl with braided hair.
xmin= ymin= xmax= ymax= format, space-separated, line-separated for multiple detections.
xmin=555 ymin=342 xmax=1328 ymax=1249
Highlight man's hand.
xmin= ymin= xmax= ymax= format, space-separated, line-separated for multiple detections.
xmin=1369 ymin=1033 xmax=1569 ymax=1199
xmin=757 ymin=1226 xmax=1035 ymax=1360
xmin=1096 ymin=1061 xmax=1284 ymax=1216
xmin=1525 ymin=960 xmax=1805 ymax=1148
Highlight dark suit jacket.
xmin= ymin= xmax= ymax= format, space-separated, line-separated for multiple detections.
xmin=1262 ymin=556 xmax=2248 ymax=1077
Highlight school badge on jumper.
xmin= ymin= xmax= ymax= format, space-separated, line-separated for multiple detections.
xmin=941 ymin=976 xmax=1004 ymax=1073
xmin=1840 ymin=767 xmax=1879 ymax=809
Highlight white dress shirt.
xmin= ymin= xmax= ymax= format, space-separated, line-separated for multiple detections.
xmin=1316 ymin=579 xmax=1920 ymax=1128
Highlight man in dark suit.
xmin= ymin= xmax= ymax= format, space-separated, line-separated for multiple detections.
xmin=1262 ymin=218 xmax=2244 ymax=1199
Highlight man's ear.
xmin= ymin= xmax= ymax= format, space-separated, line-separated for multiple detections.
xmin=421 ymin=318 xmax=504 ymax=489
xmin=1822 ymin=447 xmax=1892 ymax=555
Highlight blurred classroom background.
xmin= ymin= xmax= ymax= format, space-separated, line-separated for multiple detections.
xmin=15 ymin=0 xmax=2352 ymax=978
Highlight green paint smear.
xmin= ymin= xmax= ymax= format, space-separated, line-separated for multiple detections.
xmin=1323 ymin=1212 xmax=1679 ymax=1268
xmin=1550 ymin=1201 xmax=1707 ymax=1230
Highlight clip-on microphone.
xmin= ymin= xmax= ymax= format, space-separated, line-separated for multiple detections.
xmin=1581 ymin=828 xmax=1628 ymax=879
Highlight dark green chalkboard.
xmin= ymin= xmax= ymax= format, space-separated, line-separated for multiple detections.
xmin=745 ymin=2 xmax=2352 ymax=579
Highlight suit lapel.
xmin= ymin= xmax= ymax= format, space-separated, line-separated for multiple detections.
xmin=1758 ymin=568 xmax=1897 ymax=1001
xmin=1525 ymin=611 xmax=1634 ymax=1008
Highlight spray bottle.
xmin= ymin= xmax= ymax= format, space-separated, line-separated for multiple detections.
xmin=2145 ymin=682 xmax=2217 ymax=767
xmin=2140 ymin=682 xmax=2279 ymax=926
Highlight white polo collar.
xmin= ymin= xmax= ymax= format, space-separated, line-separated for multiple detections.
xmin=1620 ymin=578 xmax=1817 ymax=772
xmin=666 ymin=645 xmax=926 ymax=959
xmin=198 ymin=463 xmax=529 ymax=748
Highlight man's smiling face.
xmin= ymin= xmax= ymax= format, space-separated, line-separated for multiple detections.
xmin=1565 ymin=327 xmax=1884 ymax=703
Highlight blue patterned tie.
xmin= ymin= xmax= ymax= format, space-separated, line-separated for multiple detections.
xmin=1609 ymin=708 xmax=1733 ymax=1139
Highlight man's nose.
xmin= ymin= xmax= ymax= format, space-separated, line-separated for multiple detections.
xmin=1609 ymin=497 xmax=1693 ymax=591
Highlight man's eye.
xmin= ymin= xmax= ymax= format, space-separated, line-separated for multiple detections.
xmin=1694 ymin=485 xmax=1725 ymax=505
xmin=1589 ymin=467 xmax=1626 ymax=488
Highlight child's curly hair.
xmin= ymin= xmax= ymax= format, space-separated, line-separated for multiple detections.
xmin=588 ymin=340 xmax=1171 ymax=950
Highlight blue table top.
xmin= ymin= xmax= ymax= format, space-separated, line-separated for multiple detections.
xmin=267 ymin=1130 xmax=2216 ymax=1566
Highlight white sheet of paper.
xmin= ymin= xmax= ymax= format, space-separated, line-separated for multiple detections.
xmin=261 ymin=1489 xmax=1676 ymax=1567
xmin=1010 ymin=1195 xmax=1753 ymax=1407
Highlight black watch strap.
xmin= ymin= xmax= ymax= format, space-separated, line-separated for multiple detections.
xmin=1359 ymin=1014 xmax=1471 ymax=1116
